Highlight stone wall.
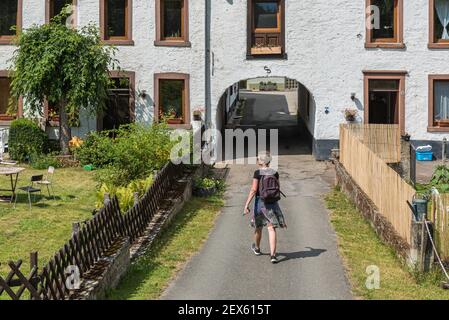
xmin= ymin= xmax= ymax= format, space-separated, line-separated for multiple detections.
xmin=334 ymin=159 xmax=411 ymax=261
xmin=69 ymin=165 xmax=202 ymax=299
xmin=70 ymin=237 xmax=131 ymax=300
xmin=333 ymin=158 xmax=434 ymax=272
xmin=334 ymin=158 xmax=435 ymax=270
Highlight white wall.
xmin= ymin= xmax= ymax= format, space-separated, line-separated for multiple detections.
xmin=1 ymin=1 xmax=449 ymax=144
xmin=226 ymin=82 xmax=239 ymax=113
xmin=210 ymin=0 xmax=449 ymax=142
xmin=0 ymin=0 xmax=206 ymax=137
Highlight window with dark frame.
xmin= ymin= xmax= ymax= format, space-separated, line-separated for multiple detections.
xmin=105 ymin=0 xmax=127 ymax=39
xmin=154 ymin=73 xmax=190 ymax=126
xmin=366 ymin=0 xmax=403 ymax=48
xmin=0 ymin=75 xmax=18 ymax=120
xmin=428 ymin=75 xmax=449 ymax=131
xmin=372 ymin=0 xmax=396 ymax=40
xmin=363 ymin=71 xmax=406 ymax=134
xmin=162 ymin=0 xmax=183 ymax=40
xmin=159 ymin=79 xmax=185 ymax=122
xmin=429 ymin=0 xmax=449 ymax=48
xmin=47 ymin=0 xmax=75 ymax=25
xmin=47 ymin=102 xmax=59 ymax=121
xmin=0 ymin=0 xmax=20 ymax=40
xmin=248 ymin=0 xmax=285 ymax=57
xmin=368 ymin=79 xmax=400 ymax=125
xmin=49 ymin=0 xmax=72 ymax=19
xmin=155 ymin=0 xmax=189 ymax=46
xmin=102 ymin=76 xmax=132 ymax=131
xmin=100 ymin=0 xmax=132 ymax=44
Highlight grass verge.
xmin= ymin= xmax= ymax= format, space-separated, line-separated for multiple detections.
xmin=325 ymin=187 xmax=449 ymax=300
xmin=0 ymin=166 xmax=96 ymax=275
xmin=106 ymin=194 xmax=224 ymax=300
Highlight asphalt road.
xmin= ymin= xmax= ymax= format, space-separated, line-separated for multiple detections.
xmin=240 ymin=91 xmax=298 ymax=127
xmin=162 ymin=130 xmax=352 ymax=300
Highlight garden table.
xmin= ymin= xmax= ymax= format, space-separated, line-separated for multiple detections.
xmin=0 ymin=166 xmax=25 ymax=202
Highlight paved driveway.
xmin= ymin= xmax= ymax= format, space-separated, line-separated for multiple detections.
xmin=162 ymin=134 xmax=352 ymax=300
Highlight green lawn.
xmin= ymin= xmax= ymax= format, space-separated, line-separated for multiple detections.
xmin=106 ymin=194 xmax=224 ymax=300
xmin=325 ymin=187 xmax=449 ymax=300
xmin=0 ymin=166 xmax=96 ymax=275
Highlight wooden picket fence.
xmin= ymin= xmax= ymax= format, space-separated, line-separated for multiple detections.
xmin=340 ymin=124 xmax=415 ymax=244
xmin=0 ymin=162 xmax=182 ymax=300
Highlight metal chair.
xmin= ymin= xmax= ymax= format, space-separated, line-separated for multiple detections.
xmin=36 ymin=166 xmax=55 ymax=199
xmin=14 ymin=175 xmax=43 ymax=212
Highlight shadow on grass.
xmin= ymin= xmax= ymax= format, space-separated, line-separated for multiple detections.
xmin=106 ymin=195 xmax=223 ymax=300
xmin=13 ymin=194 xmax=69 ymax=203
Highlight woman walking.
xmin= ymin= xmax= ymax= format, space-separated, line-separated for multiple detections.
xmin=244 ymin=152 xmax=287 ymax=264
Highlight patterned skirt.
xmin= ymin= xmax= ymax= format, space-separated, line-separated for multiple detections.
xmin=251 ymin=196 xmax=286 ymax=229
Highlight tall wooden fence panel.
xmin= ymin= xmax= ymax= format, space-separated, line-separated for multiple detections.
xmin=345 ymin=124 xmax=401 ymax=163
xmin=340 ymin=124 xmax=414 ymax=244
xmin=430 ymin=192 xmax=449 ymax=262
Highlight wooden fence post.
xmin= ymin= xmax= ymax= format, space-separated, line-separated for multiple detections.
xmin=104 ymin=193 xmax=111 ymax=206
xmin=72 ymin=222 xmax=80 ymax=237
xmin=133 ymin=192 xmax=139 ymax=206
xmin=30 ymin=252 xmax=38 ymax=300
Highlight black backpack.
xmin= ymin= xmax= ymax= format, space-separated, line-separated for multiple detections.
xmin=259 ymin=174 xmax=282 ymax=204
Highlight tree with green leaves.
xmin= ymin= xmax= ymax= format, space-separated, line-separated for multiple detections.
xmin=9 ymin=8 xmax=119 ymax=154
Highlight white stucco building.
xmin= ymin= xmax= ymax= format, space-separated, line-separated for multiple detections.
xmin=1 ymin=0 xmax=449 ymax=159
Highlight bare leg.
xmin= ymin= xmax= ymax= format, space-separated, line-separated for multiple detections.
xmin=254 ymin=227 xmax=262 ymax=249
xmin=267 ymin=225 xmax=277 ymax=256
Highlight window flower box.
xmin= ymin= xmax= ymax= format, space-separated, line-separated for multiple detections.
xmin=167 ymin=118 xmax=183 ymax=125
xmin=436 ymin=119 xmax=449 ymax=127
xmin=0 ymin=115 xmax=16 ymax=121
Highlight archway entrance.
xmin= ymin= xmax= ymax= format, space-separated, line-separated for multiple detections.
xmin=216 ymin=76 xmax=314 ymax=158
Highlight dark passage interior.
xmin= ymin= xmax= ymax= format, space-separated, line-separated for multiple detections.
xmin=100 ymin=77 xmax=133 ymax=131
xmin=216 ymin=77 xmax=314 ymax=159
xmin=368 ymin=79 xmax=399 ymax=125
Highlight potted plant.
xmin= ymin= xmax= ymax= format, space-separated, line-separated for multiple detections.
xmin=193 ymin=106 xmax=204 ymax=121
xmin=166 ymin=107 xmax=183 ymax=124
xmin=344 ymin=108 xmax=358 ymax=122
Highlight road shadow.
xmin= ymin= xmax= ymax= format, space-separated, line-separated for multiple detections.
xmin=276 ymin=247 xmax=327 ymax=263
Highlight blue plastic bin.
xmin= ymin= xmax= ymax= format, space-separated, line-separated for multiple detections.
xmin=416 ymin=151 xmax=433 ymax=161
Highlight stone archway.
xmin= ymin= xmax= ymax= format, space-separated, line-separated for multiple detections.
xmin=214 ymin=76 xmax=315 ymax=157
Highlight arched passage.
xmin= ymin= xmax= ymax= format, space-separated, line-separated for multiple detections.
xmin=215 ymin=76 xmax=315 ymax=158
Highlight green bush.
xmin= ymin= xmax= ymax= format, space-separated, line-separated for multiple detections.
xmin=30 ymin=153 xmax=60 ymax=170
xmin=75 ymin=131 xmax=115 ymax=168
xmin=194 ymin=177 xmax=224 ymax=191
xmin=94 ymin=165 xmax=129 ymax=188
xmin=96 ymin=175 xmax=154 ymax=211
xmin=8 ymin=118 xmax=48 ymax=161
xmin=430 ymin=165 xmax=449 ymax=192
xmin=77 ymin=123 xmax=176 ymax=186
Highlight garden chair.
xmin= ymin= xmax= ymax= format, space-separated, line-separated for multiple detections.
xmin=14 ymin=175 xmax=43 ymax=212
xmin=36 ymin=166 xmax=55 ymax=199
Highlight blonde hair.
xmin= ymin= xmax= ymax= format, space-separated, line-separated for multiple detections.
xmin=257 ymin=151 xmax=272 ymax=166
